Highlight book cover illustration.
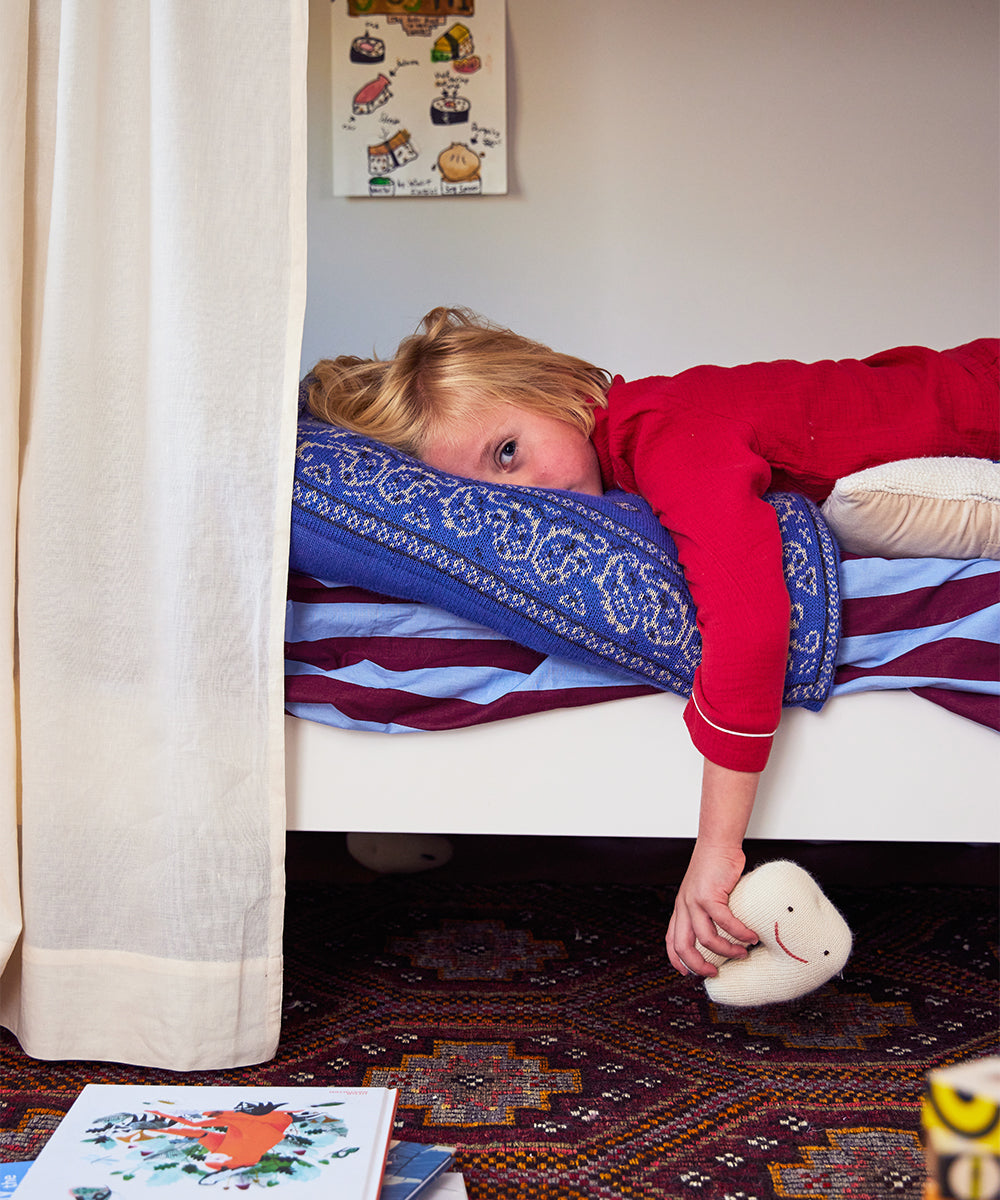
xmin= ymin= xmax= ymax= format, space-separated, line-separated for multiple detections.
xmin=381 ymin=1141 xmax=455 ymax=1199
xmin=12 ymin=1085 xmax=397 ymax=1198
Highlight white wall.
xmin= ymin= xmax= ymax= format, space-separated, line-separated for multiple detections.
xmin=304 ymin=0 xmax=997 ymax=380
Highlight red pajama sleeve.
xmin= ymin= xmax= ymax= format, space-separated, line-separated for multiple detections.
xmin=605 ymin=387 xmax=791 ymax=772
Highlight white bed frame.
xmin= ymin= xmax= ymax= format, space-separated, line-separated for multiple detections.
xmin=285 ymin=689 xmax=999 ymax=844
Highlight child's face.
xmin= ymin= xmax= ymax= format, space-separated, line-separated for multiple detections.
xmin=422 ymin=404 xmax=604 ymax=497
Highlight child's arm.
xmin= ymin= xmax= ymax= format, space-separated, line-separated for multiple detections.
xmin=664 ymin=760 xmax=761 ymax=977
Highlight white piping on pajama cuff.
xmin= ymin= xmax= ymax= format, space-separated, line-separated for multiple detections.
xmin=691 ymin=693 xmax=779 ymax=738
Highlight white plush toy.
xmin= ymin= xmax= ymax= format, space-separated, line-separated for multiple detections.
xmin=699 ymin=860 xmax=853 ymax=1007
xmin=346 ymin=832 xmax=454 ymax=874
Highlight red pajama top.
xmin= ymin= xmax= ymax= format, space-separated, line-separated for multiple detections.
xmin=589 ymin=338 xmax=999 ymax=772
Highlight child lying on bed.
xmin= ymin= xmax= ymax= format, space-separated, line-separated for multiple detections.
xmin=306 ymin=309 xmax=998 ymax=980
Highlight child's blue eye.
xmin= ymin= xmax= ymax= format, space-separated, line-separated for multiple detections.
xmin=498 ymin=440 xmax=517 ymax=467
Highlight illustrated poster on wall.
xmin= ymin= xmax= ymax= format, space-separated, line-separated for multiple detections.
xmin=331 ymin=0 xmax=507 ymax=198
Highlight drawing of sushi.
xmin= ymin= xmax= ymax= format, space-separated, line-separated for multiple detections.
xmin=367 ymin=129 xmax=418 ymax=175
xmin=352 ymin=74 xmax=391 ymax=116
xmin=350 ymin=35 xmax=385 ymax=64
xmin=430 ymin=95 xmax=470 ymax=125
xmin=431 ymin=23 xmax=473 ymax=63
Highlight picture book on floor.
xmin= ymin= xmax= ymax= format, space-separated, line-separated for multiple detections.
xmin=382 ymin=1141 xmax=456 ymax=1200
xmin=10 ymin=1084 xmax=398 ymax=1198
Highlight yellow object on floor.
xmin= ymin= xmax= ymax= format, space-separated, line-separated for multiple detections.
xmin=922 ymin=1056 xmax=1000 ymax=1199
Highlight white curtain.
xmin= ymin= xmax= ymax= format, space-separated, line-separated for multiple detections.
xmin=0 ymin=1 xmax=308 ymax=1069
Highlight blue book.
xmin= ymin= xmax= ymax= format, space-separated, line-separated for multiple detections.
xmin=380 ymin=1141 xmax=456 ymax=1200
xmin=0 ymin=1163 xmax=32 ymax=1198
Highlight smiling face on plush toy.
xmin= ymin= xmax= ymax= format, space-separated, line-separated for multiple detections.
xmin=699 ymin=860 xmax=853 ymax=1007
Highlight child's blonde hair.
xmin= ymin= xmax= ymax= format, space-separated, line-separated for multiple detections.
xmin=307 ymin=307 xmax=611 ymax=458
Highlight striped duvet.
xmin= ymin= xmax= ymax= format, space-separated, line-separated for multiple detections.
xmin=286 ymin=556 xmax=999 ymax=735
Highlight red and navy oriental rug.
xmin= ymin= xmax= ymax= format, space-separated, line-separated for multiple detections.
xmin=1 ymin=876 xmax=997 ymax=1199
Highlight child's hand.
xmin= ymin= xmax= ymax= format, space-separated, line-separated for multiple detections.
xmin=665 ymin=841 xmax=759 ymax=977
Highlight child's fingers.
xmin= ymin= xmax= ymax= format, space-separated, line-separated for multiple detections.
xmin=667 ymin=942 xmax=715 ymax=978
xmin=665 ymin=908 xmax=712 ymax=977
xmin=665 ymin=928 xmax=716 ymax=978
xmin=692 ymin=910 xmax=752 ymax=963
xmin=710 ymin=906 xmax=759 ymax=950
xmin=667 ymin=900 xmax=747 ymax=978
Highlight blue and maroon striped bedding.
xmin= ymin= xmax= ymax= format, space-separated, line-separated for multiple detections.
xmin=285 ymin=576 xmax=654 ymax=731
xmin=286 ymin=557 xmax=999 ymax=734
xmin=832 ymin=555 xmax=999 ymax=728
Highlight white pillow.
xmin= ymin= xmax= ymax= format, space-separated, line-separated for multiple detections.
xmin=821 ymin=457 xmax=1000 ymax=560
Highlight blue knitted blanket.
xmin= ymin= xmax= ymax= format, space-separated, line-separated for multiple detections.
xmin=290 ymin=411 xmax=841 ymax=711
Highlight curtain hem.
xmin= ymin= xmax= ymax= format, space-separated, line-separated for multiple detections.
xmin=1 ymin=942 xmax=283 ymax=1071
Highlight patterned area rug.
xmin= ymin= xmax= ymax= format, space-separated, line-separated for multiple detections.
xmin=1 ymin=877 xmax=997 ymax=1199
